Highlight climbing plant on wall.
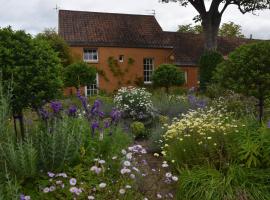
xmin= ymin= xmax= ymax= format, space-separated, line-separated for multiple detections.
xmin=107 ymin=56 xmax=135 ymax=85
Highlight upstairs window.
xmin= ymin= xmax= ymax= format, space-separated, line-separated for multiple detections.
xmin=83 ymin=49 xmax=98 ymax=62
xmin=143 ymin=58 xmax=154 ymax=84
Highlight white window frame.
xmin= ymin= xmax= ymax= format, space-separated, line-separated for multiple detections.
xmin=85 ymin=73 xmax=99 ymax=97
xmin=184 ymin=71 xmax=188 ymax=84
xmin=83 ymin=49 xmax=98 ymax=63
xmin=143 ymin=58 xmax=154 ymax=84
xmin=119 ymin=55 xmax=124 ymax=63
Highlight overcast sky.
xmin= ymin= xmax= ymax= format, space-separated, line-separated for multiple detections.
xmin=0 ymin=0 xmax=270 ymax=39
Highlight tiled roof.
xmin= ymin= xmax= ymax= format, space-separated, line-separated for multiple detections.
xmin=59 ymin=10 xmax=256 ymax=65
xmin=164 ymin=32 xmax=254 ymax=65
xmin=58 ymin=10 xmax=173 ymax=48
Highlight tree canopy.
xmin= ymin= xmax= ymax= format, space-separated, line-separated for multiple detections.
xmin=162 ymin=0 xmax=270 ymax=50
xmin=213 ymin=41 xmax=270 ymax=121
xmin=219 ymin=21 xmax=244 ymax=38
xmin=178 ymin=21 xmax=244 ymax=38
xmin=36 ymin=28 xmax=73 ymax=67
xmin=152 ymin=64 xmax=185 ymax=93
xmin=64 ymin=61 xmax=97 ymax=90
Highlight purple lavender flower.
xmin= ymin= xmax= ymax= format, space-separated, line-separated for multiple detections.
xmin=110 ymin=108 xmax=121 ymax=123
xmin=196 ymin=99 xmax=207 ymax=108
xmin=50 ymin=101 xmax=62 ymax=113
xmin=91 ymin=121 xmax=99 ymax=136
xmin=39 ymin=108 xmax=49 ymax=120
xmin=68 ymin=105 xmax=77 ymax=116
xmin=77 ymin=90 xmax=88 ymax=112
xmin=90 ymin=100 xmax=102 ymax=116
xmin=104 ymin=120 xmax=110 ymax=128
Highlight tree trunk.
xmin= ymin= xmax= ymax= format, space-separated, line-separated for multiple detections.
xmin=18 ymin=112 xmax=25 ymax=139
xmin=201 ymin=13 xmax=222 ymax=51
xmin=258 ymin=97 xmax=264 ymax=123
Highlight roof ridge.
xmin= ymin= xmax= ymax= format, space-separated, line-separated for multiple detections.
xmin=59 ymin=9 xmax=154 ymax=17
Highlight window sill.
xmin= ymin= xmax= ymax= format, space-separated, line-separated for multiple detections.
xmin=144 ymin=82 xmax=152 ymax=85
xmin=84 ymin=60 xmax=99 ymax=64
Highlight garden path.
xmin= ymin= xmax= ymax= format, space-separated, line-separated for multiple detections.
xmin=132 ymin=140 xmax=177 ymax=200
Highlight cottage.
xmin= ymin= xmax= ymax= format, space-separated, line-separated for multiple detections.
xmin=58 ymin=9 xmax=250 ymax=96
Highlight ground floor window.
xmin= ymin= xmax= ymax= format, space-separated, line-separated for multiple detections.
xmin=143 ymin=58 xmax=154 ymax=84
xmin=85 ymin=73 xmax=99 ymax=96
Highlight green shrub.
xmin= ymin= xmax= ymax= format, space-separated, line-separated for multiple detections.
xmin=64 ymin=61 xmax=96 ymax=90
xmin=199 ymin=51 xmax=224 ymax=90
xmin=210 ymin=91 xmax=258 ymax=118
xmin=163 ymin=106 xmax=238 ymax=168
xmin=152 ymin=64 xmax=185 ymax=93
xmin=32 ymin=116 xmax=89 ymax=170
xmin=114 ymin=87 xmax=155 ymax=122
xmin=152 ymin=92 xmax=189 ymax=118
xmin=131 ymin=121 xmax=146 ymax=138
xmin=213 ymin=41 xmax=270 ymax=121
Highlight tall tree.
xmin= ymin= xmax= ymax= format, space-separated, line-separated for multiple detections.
xmin=0 ymin=27 xmax=63 ymax=138
xmin=178 ymin=21 xmax=244 ymax=38
xmin=161 ymin=0 xmax=269 ymax=50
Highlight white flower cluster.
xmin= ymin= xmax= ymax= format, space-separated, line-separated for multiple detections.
xmin=114 ymin=87 xmax=155 ymax=120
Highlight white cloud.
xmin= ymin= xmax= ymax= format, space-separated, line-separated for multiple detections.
xmin=0 ymin=0 xmax=269 ymax=39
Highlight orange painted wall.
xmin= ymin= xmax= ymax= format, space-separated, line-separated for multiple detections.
xmin=64 ymin=46 xmax=198 ymax=95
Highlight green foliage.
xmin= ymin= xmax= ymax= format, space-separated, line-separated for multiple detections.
xmin=0 ymin=77 xmax=11 ymax=137
xmin=152 ymin=92 xmax=189 ymax=118
xmin=33 ymin=116 xmax=89 ymax=170
xmin=0 ymin=27 xmax=63 ymax=114
xmin=230 ymin=119 xmax=270 ymax=168
xmin=64 ymin=61 xmax=96 ymax=89
xmin=0 ymin=140 xmax=38 ymax=179
xmin=152 ymin=64 xmax=185 ymax=93
xmin=210 ymin=91 xmax=258 ymax=118
xmin=213 ymin=41 xmax=270 ymax=120
xmin=199 ymin=50 xmax=223 ymax=90
xmin=0 ymin=169 xmax=20 ymax=200
xmin=219 ymin=21 xmax=244 ymax=38
xmin=131 ymin=121 xmax=146 ymax=138
xmin=36 ymin=28 xmax=73 ymax=67
xmin=177 ymin=23 xmax=203 ymax=34
xmin=177 ymin=165 xmax=270 ymax=200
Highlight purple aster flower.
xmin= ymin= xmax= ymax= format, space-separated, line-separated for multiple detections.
xmin=68 ymin=105 xmax=77 ymax=116
xmin=50 ymin=101 xmax=62 ymax=113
